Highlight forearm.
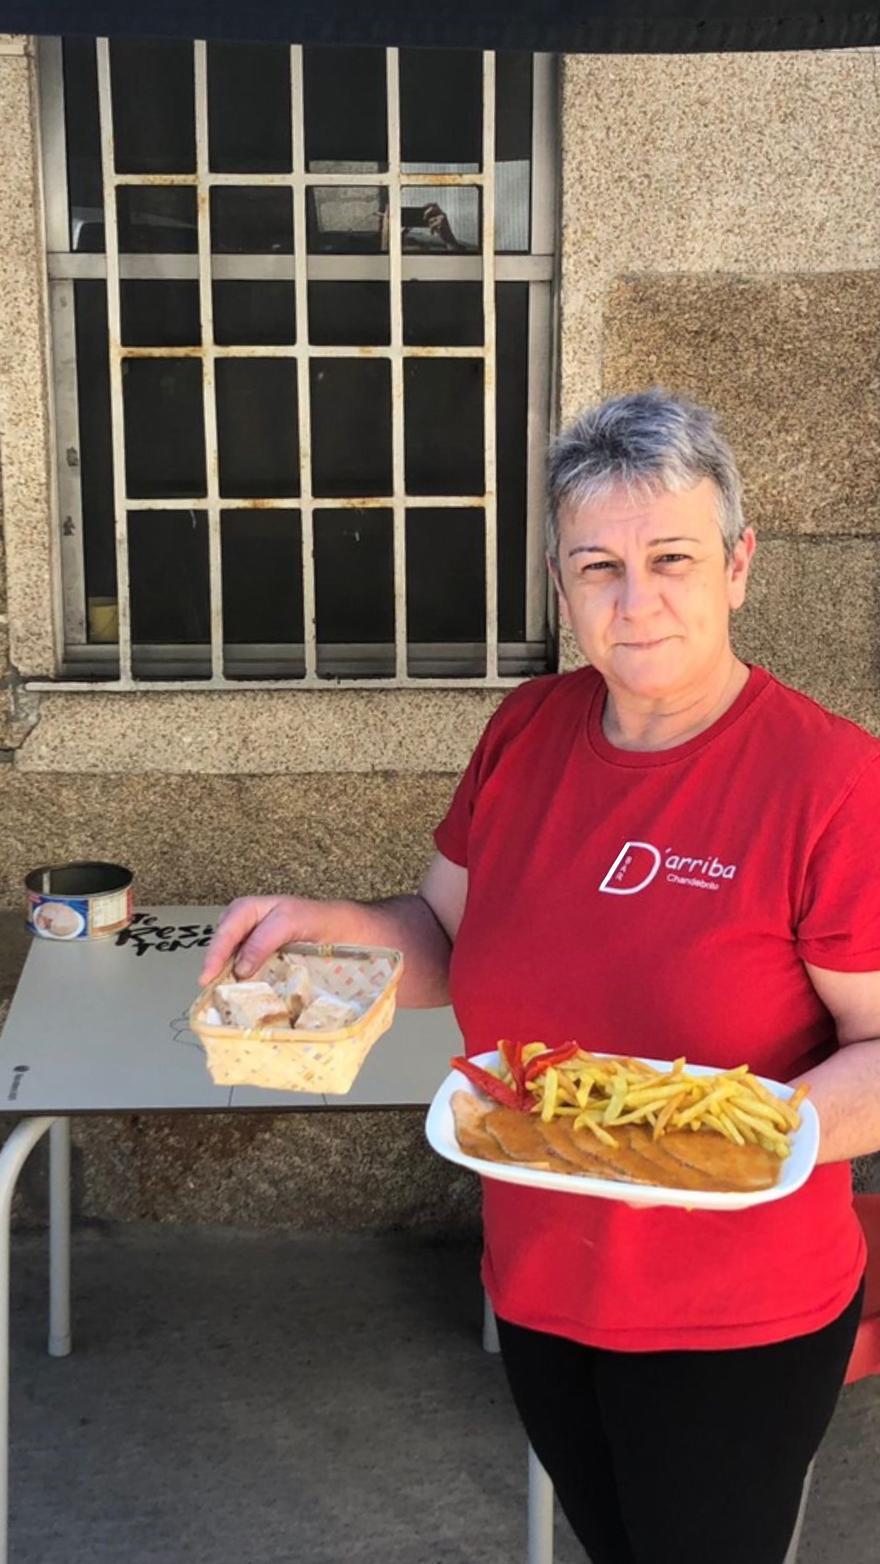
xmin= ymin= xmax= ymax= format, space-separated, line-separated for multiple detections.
xmin=792 ymin=1038 xmax=880 ymax=1165
xmin=321 ymin=894 xmax=452 ymax=1008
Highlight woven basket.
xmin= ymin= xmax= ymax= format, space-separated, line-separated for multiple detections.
xmin=189 ymin=942 xmax=404 ymax=1094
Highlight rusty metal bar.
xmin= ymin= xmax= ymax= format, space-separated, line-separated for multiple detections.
xmin=290 ymin=45 xmax=317 ymax=679
xmin=386 ymin=48 xmax=408 ymax=679
xmin=104 ymin=495 xmax=488 ymax=511
xmin=111 ymin=171 xmax=487 ymax=187
xmin=194 ymin=41 xmax=224 ymax=680
xmin=96 ymin=38 xmax=133 ymax=685
xmin=115 ymin=345 xmax=486 ymax=360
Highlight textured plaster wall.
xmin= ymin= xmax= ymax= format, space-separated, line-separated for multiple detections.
xmin=2 ymin=44 xmax=880 ymax=1224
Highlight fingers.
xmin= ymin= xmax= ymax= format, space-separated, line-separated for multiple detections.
xmin=231 ymin=901 xmax=310 ymax=979
xmin=199 ymin=897 xmax=280 ymax=986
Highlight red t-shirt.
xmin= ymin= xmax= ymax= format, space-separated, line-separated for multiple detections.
xmin=434 ymin=665 xmax=879 ymax=1351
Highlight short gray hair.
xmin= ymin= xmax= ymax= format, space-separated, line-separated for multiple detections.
xmin=547 ymin=389 xmax=745 ymax=564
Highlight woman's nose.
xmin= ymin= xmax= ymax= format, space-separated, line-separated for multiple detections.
xmin=617 ymin=569 xmax=658 ymax=616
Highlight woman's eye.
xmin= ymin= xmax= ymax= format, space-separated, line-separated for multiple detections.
xmin=656 ymin=553 xmax=690 ymax=566
xmin=580 ymin=559 xmax=616 ymax=574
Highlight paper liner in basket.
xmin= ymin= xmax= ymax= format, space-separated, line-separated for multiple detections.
xmin=189 ymin=942 xmax=404 ymax=1094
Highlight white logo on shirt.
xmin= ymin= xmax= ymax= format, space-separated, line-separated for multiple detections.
xmin=599 ymin=840 xmax=738 ymax=895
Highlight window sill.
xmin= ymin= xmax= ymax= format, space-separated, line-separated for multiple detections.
xmin=13 ymin=684 xmax=515 ymax=775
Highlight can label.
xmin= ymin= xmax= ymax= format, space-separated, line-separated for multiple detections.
xmin=27 ymin=886 xmax=133 ymax=940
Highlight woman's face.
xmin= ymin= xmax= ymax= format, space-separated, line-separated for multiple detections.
xmin=552 ymin=478 xmax=755 ymax=704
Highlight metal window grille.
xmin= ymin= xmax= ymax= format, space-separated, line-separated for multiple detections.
xmin=38 ymin=39 xmax=557 ymax=689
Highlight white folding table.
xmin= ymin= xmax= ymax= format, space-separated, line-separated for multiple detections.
xmin=0 ymin=906 xmax=467 ymax=1564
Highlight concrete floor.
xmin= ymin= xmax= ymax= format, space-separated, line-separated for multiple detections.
xmin=6 ymin=1225 xmax=880 ymax=1564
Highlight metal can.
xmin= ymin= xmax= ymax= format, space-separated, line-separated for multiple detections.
xmin=25 ymin=861 xmax=134 ymax=941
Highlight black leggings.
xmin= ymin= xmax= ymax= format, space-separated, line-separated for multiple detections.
xmin=497 ymin=1281 xmax=864 ymax=1564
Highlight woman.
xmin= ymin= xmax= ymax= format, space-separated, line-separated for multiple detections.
xmin=201 ymin=391 xmax=880 ymax=1564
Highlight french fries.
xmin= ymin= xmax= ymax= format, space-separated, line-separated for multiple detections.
xmin=492 ymin=1045 xmax=805 ymax=1159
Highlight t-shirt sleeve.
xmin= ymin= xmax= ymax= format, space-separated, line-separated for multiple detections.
xmin=433 ymin=721 xmax=493 ymax=869
xmin=795 ymin=754 xmax=880 ymax=971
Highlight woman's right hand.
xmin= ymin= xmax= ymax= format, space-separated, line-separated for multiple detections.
xmin=199 ymin=895 xmax=333 ymax=987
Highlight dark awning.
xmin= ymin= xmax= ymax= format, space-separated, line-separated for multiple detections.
xmin=0 ymin=1 xmax=877 ymax=53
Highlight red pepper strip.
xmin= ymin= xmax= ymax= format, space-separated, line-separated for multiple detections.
xmin=523 ymin=1042 xmax=580 ymax=1084
xmin=451 ymin=1055 xmax=521 ymax=1109
xmin=499 ymin=1039 xmax=530 ymax=1106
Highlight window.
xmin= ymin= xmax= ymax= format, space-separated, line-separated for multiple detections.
xmin=41 ymin=39 xmax=557 ymax=687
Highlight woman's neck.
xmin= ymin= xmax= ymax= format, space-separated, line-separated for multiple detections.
xmin=601 ymin=655 xmax=751 ymax=752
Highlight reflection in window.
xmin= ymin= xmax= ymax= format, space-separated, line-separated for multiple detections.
xmin=306 ymin=185 xmax=384 ymax=254
xmin=116 ymin=187 xmax=197 ymax=254
xmin=210 ymin=187 xmax=293 ymax=254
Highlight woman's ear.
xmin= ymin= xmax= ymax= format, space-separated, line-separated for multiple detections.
xmin=728 ymin=527 xmax=756 ymax=612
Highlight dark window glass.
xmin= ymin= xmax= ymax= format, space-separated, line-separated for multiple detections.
xmin=310 ymin=361 xmax=392 ymax=498
xmin=210 ymin=187 xmax=293 ymax=254
xmin=128 ymin=510 xmax=209 ymax=642
xmin=496 ymin=53 xmax=534 ymax=164
xmin=403 ymin=282 xmax=483 ymax=347
xmin=216 ymin=360 xmax=299 ymax=499
xmin=406 ymin=508 xmax=485 ymax=653
xmin=308 ymin=282 xmax=390 ymax=346
xmin=117 ymin=187 xmax=197 ymax=254
xmin=213 ymin=281 xmax=295 ymax=346
xmin=306 ymin=187 xmax=384 ymax=254
xmin=110 ymin=40 xmax=195 ymax=174
xmin=303 ymin=47 xmax=387 ymax=170
xmin=314 ymin=509 xmax=395 ymax=656
xmin=74 ymin=281 xmax=116 ymax=614
xmin=399 ymin=49 xmax=482 ymax=167
xmin=494 ymin=55 xmax=533 ymax=253
xmin=120 ymin=280 xmax=200 ymax=347
xmin=64 ymin=39 xmax=104 ymax=252
xmin=221 ymin=509 xmax=303 ymax=644
xmin=405 ymin=360 xmax=484 ymax=496
xmin=496 ymin=283 xmax=529 ymax=642
xmin=402 ymin=187 xmax=481 ymax=254
xmin=207 ymin=42 xmax=292 ymax=173
xmin=123 ymin=359 xmax=206 ymax=498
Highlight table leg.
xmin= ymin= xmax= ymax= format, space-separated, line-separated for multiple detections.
xmin=48 ymin=1120 xmax=71 ymax=1359
xmin=527 ymin=1443 xmax=554 ymax=1564
xmin=0 ymin=1116 xmax=59 ymax=1564
xmin=482 ymin=1290 xmax=500 ymax=1354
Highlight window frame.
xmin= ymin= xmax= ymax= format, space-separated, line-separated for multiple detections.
xmin=36 ymin=38 xmax=559 ymax=691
